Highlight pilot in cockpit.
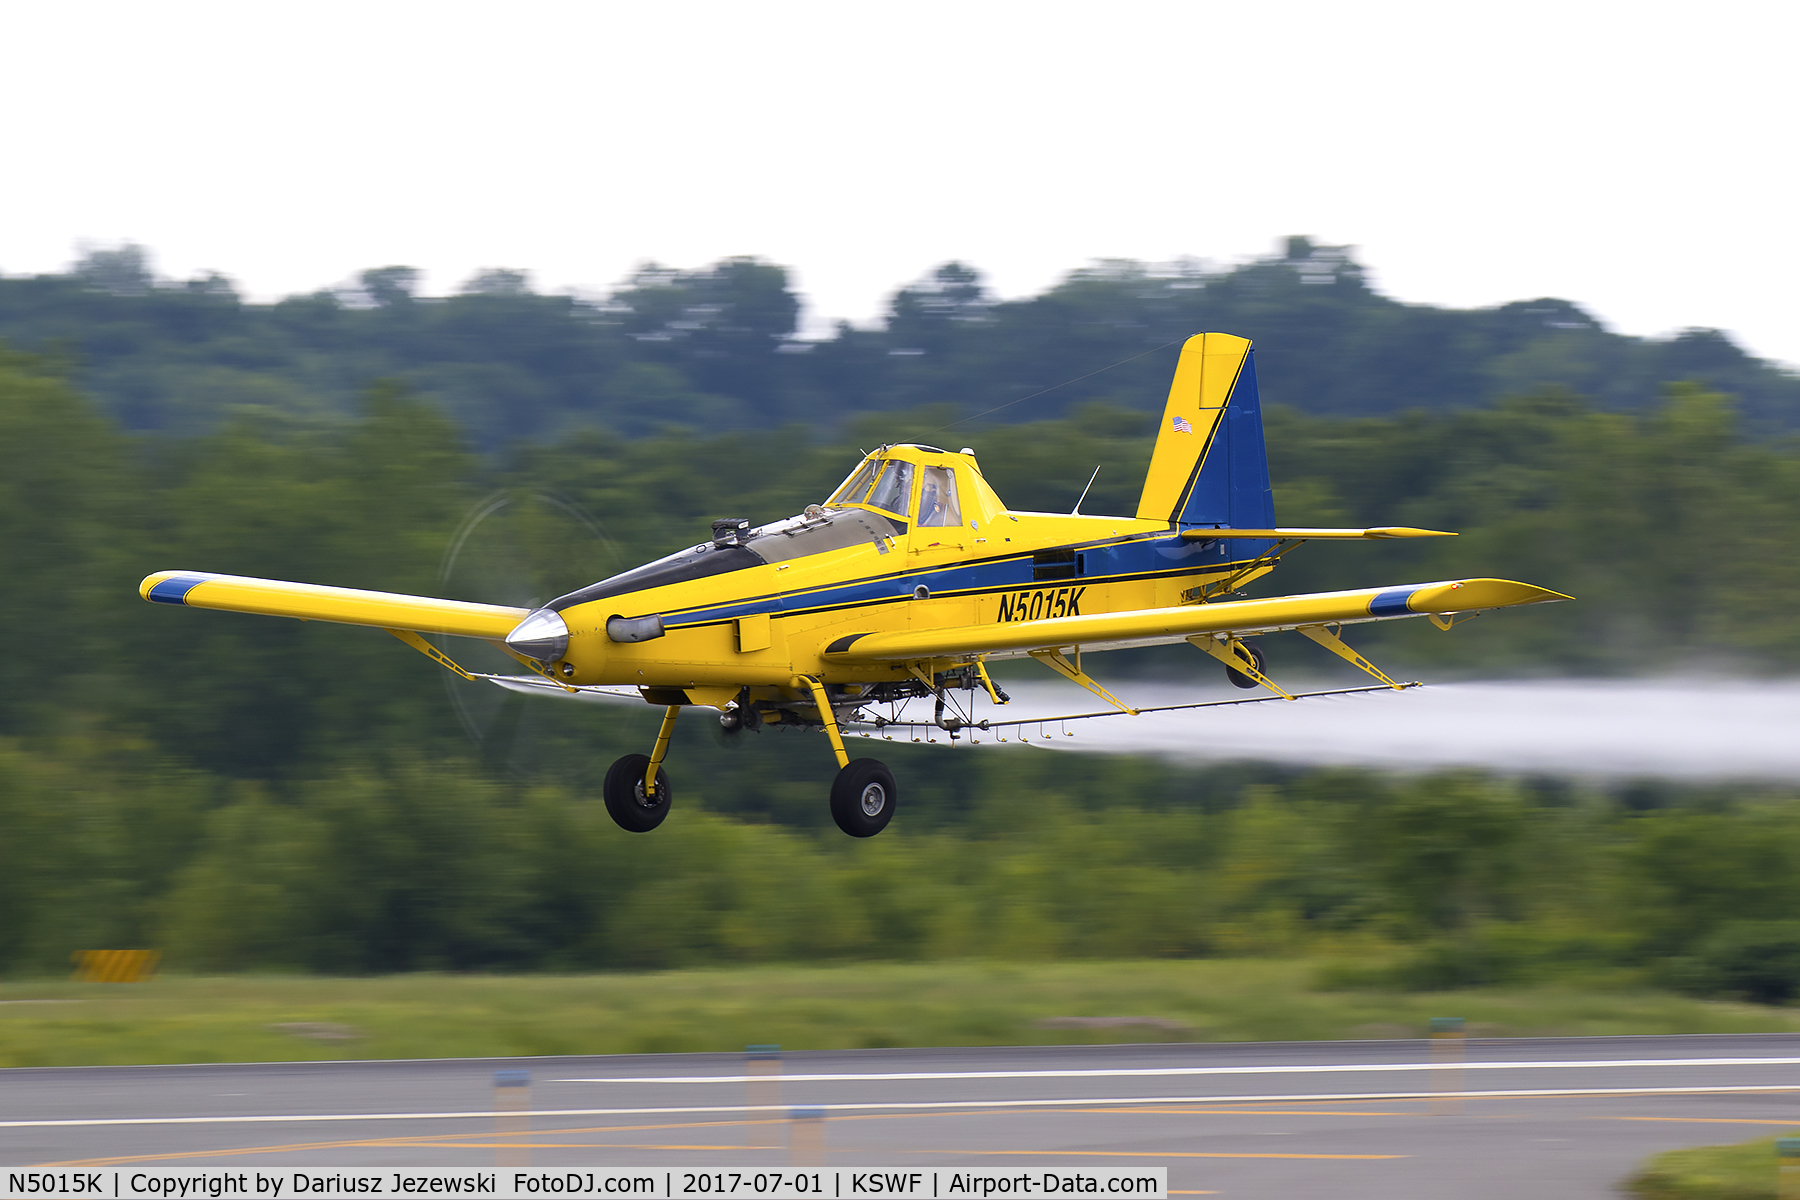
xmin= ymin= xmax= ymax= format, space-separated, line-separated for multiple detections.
xmin=919 ymin=477 xmax=945 ymax=526
xmin=917 ymin=465 xmax=962 ymax=528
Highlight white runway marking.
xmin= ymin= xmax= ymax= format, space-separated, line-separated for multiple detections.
xmin=7 ymin=1085 xmax=1800 ymax=1128
xmin=552 ymin=1056 xmax=1800 ymax=1084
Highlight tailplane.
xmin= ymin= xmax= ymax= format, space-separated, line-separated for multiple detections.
xmin=1135 ymin=332 xmax=1275 ymax=529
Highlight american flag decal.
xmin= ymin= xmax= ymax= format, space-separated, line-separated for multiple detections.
xmin=1172 ymin=415 xmax=1194 ymax=434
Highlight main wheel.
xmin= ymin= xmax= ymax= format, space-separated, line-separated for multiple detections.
xmin=830 ymin=759 xmax=897 ymax=837
xmin=603 ymin=753 xmax=672 ymax=832
xmin=1225 ymin=641 xmax=1267 ymax=689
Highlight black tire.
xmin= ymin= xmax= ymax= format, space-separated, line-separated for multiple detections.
xmin=830 ymin=759 xmax=897 ymax=837
xmin=603 ymin=753 xmax=672 ymax=832
xmin=1225 ymin=642 xmax=1267 ymax=689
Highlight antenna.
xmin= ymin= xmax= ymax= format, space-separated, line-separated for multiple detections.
xmin=1071 ymin=465 xmax=1102 ymax=515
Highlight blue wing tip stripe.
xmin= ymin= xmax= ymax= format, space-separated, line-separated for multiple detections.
xmin=147 ymin=573 xmax=216 ymax=605
xmin=1368 ymin=587 xmax=1417 ymax=617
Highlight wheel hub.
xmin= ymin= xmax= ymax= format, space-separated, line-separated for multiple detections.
xmin=859 ymin=782 xmax=886 ymax=816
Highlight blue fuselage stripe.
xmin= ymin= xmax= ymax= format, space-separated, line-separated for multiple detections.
xmin=646 ymin=534 xmax=1269 ymax=628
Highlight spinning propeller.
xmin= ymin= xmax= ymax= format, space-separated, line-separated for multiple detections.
xmin=432 ymin=490 xmax=622 ymax=781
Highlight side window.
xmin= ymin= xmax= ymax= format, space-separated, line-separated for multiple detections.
xmin=918 ymin=465 xmax=962 ymax=527
xmin=865 ymin=461 xmax=914 ymax=517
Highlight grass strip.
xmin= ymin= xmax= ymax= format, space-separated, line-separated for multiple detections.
xmin=3 ymin=959 xmax=1799 ymax=1068
xmin=1625 ymin=1133 xmax=1800 ymax=1200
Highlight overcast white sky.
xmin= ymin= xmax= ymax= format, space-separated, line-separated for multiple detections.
xmin=4 ymin=0 xmax=1796 ymax=365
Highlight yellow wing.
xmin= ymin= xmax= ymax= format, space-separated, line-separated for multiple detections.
xmin=824 ymin=578 xmax=1569 ymax=663
xmin=139 ymin=571 xmax=529 ymax=639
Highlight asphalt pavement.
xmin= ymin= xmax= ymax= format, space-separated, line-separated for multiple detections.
xmin=8 ymin=1035 xmax=1800 ymax=1197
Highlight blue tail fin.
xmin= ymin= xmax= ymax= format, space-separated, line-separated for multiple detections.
xmin=1177 ymin=346 xmax=1275 ymax=529
xmin=1136 ymin=333 xmax=1276 ymax=531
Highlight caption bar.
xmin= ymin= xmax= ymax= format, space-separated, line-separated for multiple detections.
xmin=5 ymin=1172 xmax=1166 ymax=1200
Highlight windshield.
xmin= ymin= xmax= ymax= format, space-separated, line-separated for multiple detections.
xmin=828 ymin=457 xmax=913 ymax=518
xmin=865 ymin=460 xmax=913 ymax=517
xmin=827 ymin=458 xmax=882 ymax=507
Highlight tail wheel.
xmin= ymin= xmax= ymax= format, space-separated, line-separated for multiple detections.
xmin=1225 ymin=641 xmax=1267 ymax=689
xmin=830 ymin=759 xmax=897 ymax=838
xmin=603 ymin=753 xmax=672 ymax=832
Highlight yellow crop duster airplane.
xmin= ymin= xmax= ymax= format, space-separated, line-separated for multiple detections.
xmin=141 ymin=334 xmax=1568 ymax=837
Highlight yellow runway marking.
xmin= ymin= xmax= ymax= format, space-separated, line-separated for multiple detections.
xmin=430 ymin=1146 xmax=1407 ymax=1162
xmin=1604 ymin=1117 xmax=1800 ymax=1126
xmin=34 ymin=1098 xmax=1425 ymax=1168
xmin=1110 ymin=1109 xmax=1519 ymax=1121
xmin=391 ymin=1144 xmax=751 ymax=1151
xmin=820 ymin=1104 xmax=1424 ymax=1123
xmin=896 ymin=1149 xmax=1406 ymax=1161
xmin=23 ymin=1084 xmax=1799 ymax=1130
xmin=40 ymin=1088 xmax=1800 ymax=1172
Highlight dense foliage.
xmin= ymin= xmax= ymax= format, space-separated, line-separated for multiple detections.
xmin=9 ymin=740 xmax=1800 ymax=1006
xmin=3 ymin=239 xmax=1795 ymax=443
xmin=3 ymin=262 xmax=1799 ymax=993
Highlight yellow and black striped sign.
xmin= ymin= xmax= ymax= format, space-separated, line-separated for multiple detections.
xmin=72 ymin=949 xmax=161 ymax=982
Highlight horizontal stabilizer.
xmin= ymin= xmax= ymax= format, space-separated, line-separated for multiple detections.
xmin=139 ymin=571 xmax=529 ymax=639
xmin=824 ymin=578 xmax=1570 ymax=663
xmin=1181 ymin=526 xmax=1456 ymax=540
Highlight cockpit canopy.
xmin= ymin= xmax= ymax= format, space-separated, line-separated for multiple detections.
xmin=828 ymin=455 xmax=911 ymax=517
xmin=545 ymin=444 xmax=1002 ymax=614
xmin=825 ymin=445 xmax=967 ymax=528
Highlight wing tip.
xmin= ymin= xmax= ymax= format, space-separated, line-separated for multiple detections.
xmin=1364 ymin=526 xmax=1457 ymax=539
xmin=139 ymin=570 xmax=216 ymax=605
xmin=1411 ymin=578 xmax=1573 ymax=610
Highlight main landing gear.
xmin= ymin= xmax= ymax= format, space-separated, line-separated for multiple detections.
xmin=1223 ymin=641 xmax=1267 ymax=689
xmin=829 ymin=758 xmax=896 ymax=838
xmin=603 ymin=705 xmax=678 ymax=832
xmin=798 ymin=675 xmax=896 ymax=837
xmin=600 ymin=683 xmax=898 ymax=837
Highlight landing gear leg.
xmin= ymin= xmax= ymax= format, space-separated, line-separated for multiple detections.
xmin=796 ymin=674 xmax=898 ymax=838
xmin=602 ymin=705 xmax=679 ymax=833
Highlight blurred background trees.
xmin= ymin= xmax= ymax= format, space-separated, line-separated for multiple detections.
xmin=3 ymin=243 xmax=1800 ymax=995
xmin=3 ymin=240 xmax=1794 ymax=441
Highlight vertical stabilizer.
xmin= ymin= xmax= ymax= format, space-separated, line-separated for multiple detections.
xmin=1134 ymin=333 xmax=1274 ymax=529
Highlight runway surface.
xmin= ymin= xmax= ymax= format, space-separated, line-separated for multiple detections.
xmin=8 ymin=1035 xmax=1800 ymax=1197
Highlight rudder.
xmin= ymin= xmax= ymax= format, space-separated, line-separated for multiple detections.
xmin=1134 ymin=332 xmax=1274 ymax=530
